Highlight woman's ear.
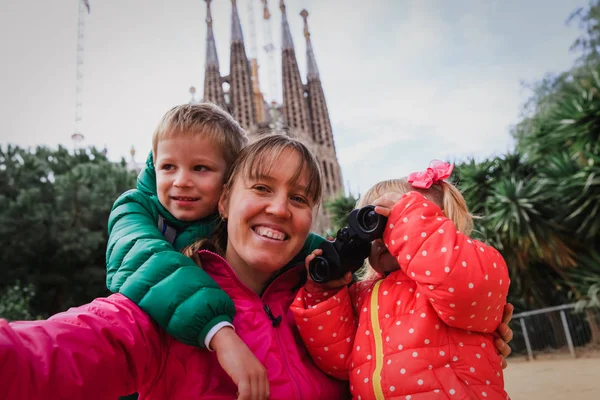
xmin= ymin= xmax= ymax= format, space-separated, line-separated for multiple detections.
xmin=218 ymin=188 xmax=229 ymax=219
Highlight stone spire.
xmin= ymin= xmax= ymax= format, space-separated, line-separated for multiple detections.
xmin=280 ymin=0 xmax=295 ymax=50
xmin=301 ymin=9 xmax=343 ymax=197
xmin=203 ymin=0 xmax=226 ymax=106
xmin=230 ymin=0 xmax=244 ymax=43
xmin=205 ymin=0 xmax=219 ymax=67
xmin=300 ymin=9 xmax=319 ymax=80
xmin=280 ymin=0 xmax=310 ymax=135
xmin=228 ymin=0 xmax=256 ymax=130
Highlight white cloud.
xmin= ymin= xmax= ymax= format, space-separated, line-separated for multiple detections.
xmin=337 ymin=124 xmax=414 ymax=164
xmin=0 ymin=0 xmax=585 ymax=195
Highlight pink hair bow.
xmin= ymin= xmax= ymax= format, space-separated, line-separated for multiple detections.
xmin=407 ymin=160 xmax=454 ymax=189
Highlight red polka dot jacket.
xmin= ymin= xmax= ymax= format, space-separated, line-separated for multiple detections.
xmin=291 ymin=192 xmax=511 ymax=400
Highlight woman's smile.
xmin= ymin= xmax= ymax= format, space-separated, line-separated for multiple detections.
xmin=253 ymin=225 xmax=288 ymax=241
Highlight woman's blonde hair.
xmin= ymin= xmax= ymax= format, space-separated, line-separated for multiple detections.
xmin=357 ymin=177 xmax=473 ymax=280
xmin=183 ymin=133 xmax=323 ymax=262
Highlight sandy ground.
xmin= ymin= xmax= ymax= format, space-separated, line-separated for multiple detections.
xmin=504 ymin=356 xmax=600 ymax=400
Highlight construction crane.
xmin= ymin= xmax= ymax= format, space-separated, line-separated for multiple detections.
xmin=72 ymin=0 xmax=90 ymax=148
xmin=246 ymin=0 xmax=259 ymax=59
xmin=245 ymin=0 xmax=266 ymax=123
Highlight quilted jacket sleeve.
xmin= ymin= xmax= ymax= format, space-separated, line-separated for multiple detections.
xmin=0 ymin=295 xmax=163 ymax=400
xmin=383 ymin=191 xmax=509 ymax=332
xmin=291 ymin=285 xmax=358 ymax=380
xmin=287 ymin=232 xmax=327 ymax=267
xmin=106 ymin=189 xmax=235 ymax=348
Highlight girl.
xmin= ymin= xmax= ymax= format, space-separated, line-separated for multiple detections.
xmin=292 ymin=160 xmax=511 ymax=399
xmin=0 ymin=134 xmax=348 ymax=400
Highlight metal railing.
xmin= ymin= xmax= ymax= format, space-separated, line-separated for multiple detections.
xmin=510 ymin=304 xmax=600 ymax=360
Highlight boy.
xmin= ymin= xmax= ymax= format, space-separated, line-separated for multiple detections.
xmin=106 ymin=103 xmax=264 ymax=393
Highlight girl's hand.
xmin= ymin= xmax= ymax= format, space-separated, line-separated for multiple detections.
xmin=305 ymin=249 xmax=353 ymax=291
xmin=211 ymin=327 xmax=269 ymax=400
xmin=494 ymin=303 xmax=514 ymax=369
xmin=371 ymin=192 xmax=404 ymax=217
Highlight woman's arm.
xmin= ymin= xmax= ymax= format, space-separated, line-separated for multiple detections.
xmin=0 ymin=294 xmax=164 ymax=400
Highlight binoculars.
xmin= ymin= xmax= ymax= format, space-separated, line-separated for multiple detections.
xmin=308 ymin=205 xmax=388 ymax=283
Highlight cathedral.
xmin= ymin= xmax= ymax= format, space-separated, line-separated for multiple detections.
xmin=201 ymin=0 xmax=343 ymax=232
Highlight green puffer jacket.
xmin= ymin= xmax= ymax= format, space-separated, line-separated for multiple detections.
xmin=106 ymin=152 xmax=326 ymax=348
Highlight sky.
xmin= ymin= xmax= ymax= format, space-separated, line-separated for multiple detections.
xmin=0 ymin=0 xmax=586 ymax=195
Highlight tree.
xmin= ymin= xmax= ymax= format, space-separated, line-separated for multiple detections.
xmin=490 ymin=0 xmax=600 ymax=314
xmin=455 ymin=155 xmax=575 ymax=310
xmin=568 ymin=0 xmax=600 ymax=65
xmin=324 ymin=193 xmax=359 ymax=236
xmin=0 ymin=281 xmax=40 ymax=321
xmin=0 ymin=145 xmax=137 ymax=316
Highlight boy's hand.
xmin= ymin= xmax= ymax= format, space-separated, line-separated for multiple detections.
xmin=304 ymin=249 xmax=353 ymax=291
xmin=494 ymin=303 xmax=514 ymax=369
xmin=210 ymin=327 xmax=269 ymax=400
xmin=371 ymin=192 xmax=404 ymax=217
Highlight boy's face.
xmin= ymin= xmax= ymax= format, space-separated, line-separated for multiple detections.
xmin=369 ymin=238 xmax=400 ymax=275
xmin=155 ymin=135 xmax=227 ymax=221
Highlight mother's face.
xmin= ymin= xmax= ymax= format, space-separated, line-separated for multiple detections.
xmin=219 ymin=148 xmax=314 ymax=276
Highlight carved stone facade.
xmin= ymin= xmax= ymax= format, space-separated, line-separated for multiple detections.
xmin=202 ymin=0 xmax=343 ymax=233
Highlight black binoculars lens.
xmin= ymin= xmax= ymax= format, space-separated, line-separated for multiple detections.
xmin=359 ymin=208 xmax=380 ymax=232
xmin=310 ymin=257 xmax=330 ymax=282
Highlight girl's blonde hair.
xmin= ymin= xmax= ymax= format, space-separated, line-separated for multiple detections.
xmin=357 ymin=177 xmax=473 ymax=280
xmin=183 ymin=133 xmax=323 ymax=262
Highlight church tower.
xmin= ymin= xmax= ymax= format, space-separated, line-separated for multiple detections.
xmin=279 ymin=0 xmax=311 ymax=142
xmin=199 ymin=0 xmax=344 ymax=232
xmin=202 ymin=0 xmax=226 ymax=107
xmin=228 ymin=0 xmax=256 ymax=130
xmin=300 ymin=9 xmax=343 ymax=197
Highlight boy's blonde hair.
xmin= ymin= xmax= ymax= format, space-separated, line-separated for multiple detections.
xmin=357 ymin=177 xmax=473 ymax=280
xmin=183 ymin=133 xmax=323 ymax=259
xmin=152 ymin=102 xmax=248 ymax=174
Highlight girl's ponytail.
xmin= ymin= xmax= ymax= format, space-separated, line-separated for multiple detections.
xmin=440 ymin=181 xmax=474 ymax=236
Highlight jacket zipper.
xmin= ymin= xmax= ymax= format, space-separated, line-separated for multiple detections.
xmin=201 ymin=250 xmax=303 ymax=399
xmin=273 ymin=320 xmax=302 ymax=399
xmin=370 ymin=280 xmax=385 ymax=400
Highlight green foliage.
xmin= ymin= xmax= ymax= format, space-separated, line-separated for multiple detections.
xmin=0 ymin=145 xmax=137 ymax=316
xmin=452 ymin=2 xmax=600 ymax=310
xmin=568 ymin=0 xmax=600 ymax=65
xmin=458 ymin=67 xmax=600 ymax=307
xmin=456 ymin=154 xmax=575 ymax=309
xmin=574 ymin=279 xmax=600 ymax=311
xmin=0 ymin=281 xmax=41 ymax=321
xmin=583 ymin=283 xmax=600 ymax=309
xmin=324 ymin=193 xmax=359 ymax=236
xmin=539 ymin=152 xmax=600 ymax=241
xmin=518 ymin=69 xmax=600 ymax=160
xmin=569 ymin=250 xmax=600 ymax=303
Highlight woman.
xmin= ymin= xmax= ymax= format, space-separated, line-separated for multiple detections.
xmin=0 ymin=134 xmax=346 ymax=400
xmin=0 ymin=134 xmax=512 ymax=400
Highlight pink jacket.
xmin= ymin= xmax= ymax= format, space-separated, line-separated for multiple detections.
xmin=0 ymin=251 xmax=348 ymax=400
